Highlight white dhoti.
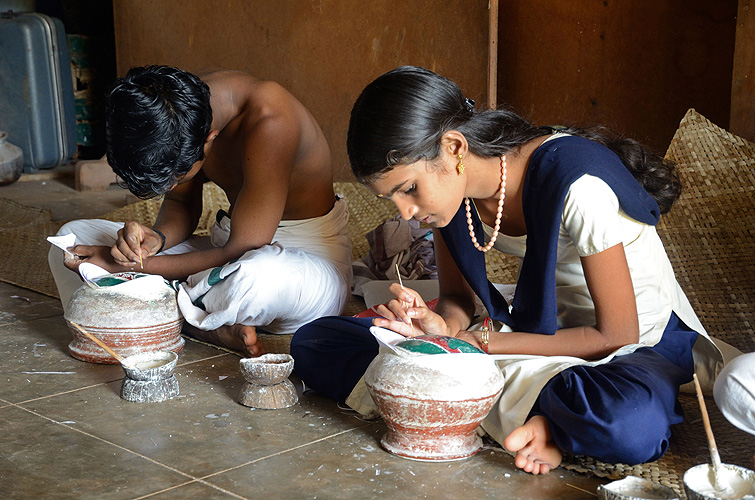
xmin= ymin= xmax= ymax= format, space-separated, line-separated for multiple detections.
xmin=714 ymin=352 xmax=755 ymax=436
xmin=48 ymin=198 xmax=353 ymax=335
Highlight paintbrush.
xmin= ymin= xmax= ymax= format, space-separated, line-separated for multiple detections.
xmin=68 ymin=321 xmax=132 ymax=367
xmin=137 ymin=227 xmax=143 ymax=269
xmin=395 ymin=263 xmax=415 ymax=337
xmin=692 ymin=372 xmax=726 ymax=491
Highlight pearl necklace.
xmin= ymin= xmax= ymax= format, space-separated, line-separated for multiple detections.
xmin=465 ymin=155 xmax=507 ymax=252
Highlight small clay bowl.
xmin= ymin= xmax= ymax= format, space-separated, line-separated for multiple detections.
xmin=683 ymin=463 xmax=755 ymax=500
xmin=121 ymin=350 xmax=178 ymax=381
xmin=597 ymin=476 xmax=679 ymax=500
xmin=239 ymin=354 xmax=294 ymax=386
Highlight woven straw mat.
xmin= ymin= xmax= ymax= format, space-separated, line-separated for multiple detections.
xmin=658 ymin=108 xmax=755 ymax=354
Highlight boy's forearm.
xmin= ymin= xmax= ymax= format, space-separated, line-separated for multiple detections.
xmin=140 ymin=246 xmax=237 ymax=280
xmin=151 ymin=198 xmax=202 ymax=251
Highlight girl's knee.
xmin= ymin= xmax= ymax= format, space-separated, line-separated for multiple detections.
xmin=599 ymin=410 xmax=671 ymax=464
xmin=542 ymin=368 xmax=678 ymax=464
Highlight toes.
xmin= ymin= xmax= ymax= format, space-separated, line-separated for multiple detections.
xmin=504 ymin=426 xmax=531 ymax=453
xmin=533 ymin=462 xmax=550 ymax=475
xmin=514 ymin=453 xmax=529 ymax=470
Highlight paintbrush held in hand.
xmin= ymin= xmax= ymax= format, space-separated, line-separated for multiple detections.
xmin=395 ymin=263 xmax=415 ymax=337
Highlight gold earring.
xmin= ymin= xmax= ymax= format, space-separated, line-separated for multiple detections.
xmin=456 ymin=154 xmax=464 ymax=176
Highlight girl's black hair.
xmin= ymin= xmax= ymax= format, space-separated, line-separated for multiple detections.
xmin=347 ymin=66 xmax=680 ymax=213
xmin=105 ymin=65 xmax=213 ymax=199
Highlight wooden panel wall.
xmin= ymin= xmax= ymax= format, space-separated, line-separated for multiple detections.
xmin=112 ymin=1 xmax=742 ymax=167
xmin=497 ymin=1 xmax=738 ymax=154
xmin=731 ymin=0 xmax=755 ymax=142
xmin=111 ymin=1 xmax=490 ymax=181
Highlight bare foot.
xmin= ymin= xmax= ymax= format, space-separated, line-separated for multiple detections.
xmin=503 ymin=415 xmax=562 ymax=475
xmin=183 ymin=323 xmax=265 ymax=357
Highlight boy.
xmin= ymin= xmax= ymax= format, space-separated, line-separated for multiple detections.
xmin=49 ymin=66 xmax=352 ymax=356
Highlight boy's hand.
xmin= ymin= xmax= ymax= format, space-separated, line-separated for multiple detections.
xmin=63 ymin=245 xmax=118 ymax=273
xmin=113 ymin=221 xmax=162 ymax=267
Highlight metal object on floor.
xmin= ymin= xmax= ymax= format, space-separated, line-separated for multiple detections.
xmin=597 ymin=476 xmax=679 ymax=500
xmin=238 ymin=354 xmax=298 ymax=409
xmin=0 ymin=131 xmax=23 ymax=185
xmin=120 ymin=350 xmax=179 ymax=403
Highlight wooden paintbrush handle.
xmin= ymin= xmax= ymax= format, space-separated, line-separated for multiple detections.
xmin=68 ymin=321 xmax=128 ymax=365
xmin=693 ymin=373 xmax=722 ymax=467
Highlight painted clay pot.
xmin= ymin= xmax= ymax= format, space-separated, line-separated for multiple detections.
xmin=238 ymin=354 xmax=298 ymax=409
xmin=364 ymin=350 xmax=504 ymax=461
xmin=65 ymin=273 xmax=184 ymax=364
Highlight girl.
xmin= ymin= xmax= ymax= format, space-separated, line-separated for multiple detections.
xmin=291 ymin=66 xmax=723 ymax=474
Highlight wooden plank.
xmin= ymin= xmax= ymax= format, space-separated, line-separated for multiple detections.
xmin=488 ymin=0 xmax=499 ymax=109
xmin=730 ymin=0 xmax=755 ymax=141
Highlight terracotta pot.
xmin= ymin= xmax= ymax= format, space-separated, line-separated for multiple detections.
xmin=365 ymin=351 xmax=504 ymax=461
xmin=65 ymin=274 xmax=184 ymax=364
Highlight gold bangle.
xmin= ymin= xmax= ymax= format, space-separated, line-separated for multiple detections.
xmin=480 ymin=317 xmax=491 ymax=354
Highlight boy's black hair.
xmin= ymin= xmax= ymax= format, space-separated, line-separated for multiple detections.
xmin=105 ymin=65 xmax=213 ymax=199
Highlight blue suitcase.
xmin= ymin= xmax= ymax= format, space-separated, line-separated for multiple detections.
xmin=0 ymin=11 xmax=77 ymax=171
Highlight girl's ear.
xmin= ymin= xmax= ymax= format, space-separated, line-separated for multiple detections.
xmin=440 ymin=130 xmax=468 ymax=159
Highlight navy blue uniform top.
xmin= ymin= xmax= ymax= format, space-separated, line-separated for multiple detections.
xmin=438 ymin=136 xmax=660 ymax=334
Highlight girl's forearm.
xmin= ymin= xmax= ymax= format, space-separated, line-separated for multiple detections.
xmin=462 ymin=324 xmax=636 ymax=360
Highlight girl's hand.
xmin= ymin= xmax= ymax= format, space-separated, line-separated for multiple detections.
xmin=372 ymin=283 xmax=450 ymax=337
xmin=113 ymin=221 xmax=160 ymax=267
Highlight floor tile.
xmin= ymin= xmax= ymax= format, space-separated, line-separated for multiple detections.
xmin=0 ymin=281 xmax=63 ymax=326
xmin=0 ymin=405 xmax=191 ymax=500
xmin=19 ymin=355 xmax=374 ymax=479
xmin=133 ymin=480 xmax=247 ymax=499
xmin=0 ymin=315 xmax=124 ymax=404
xmin=204 ymin=420 xmax=605 ymax=499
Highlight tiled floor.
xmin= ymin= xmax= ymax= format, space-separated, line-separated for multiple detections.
xmin=0 ymin=170 xmax=606 ymax=499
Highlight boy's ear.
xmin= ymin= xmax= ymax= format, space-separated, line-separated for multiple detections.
xmin=206 ymin=130 xmax=220 ymax=144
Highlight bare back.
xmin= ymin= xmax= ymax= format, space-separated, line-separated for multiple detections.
xmin=197 ymin=70 xmax=335 ymax=221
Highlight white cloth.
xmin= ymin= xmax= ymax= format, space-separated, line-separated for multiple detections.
xmin=714 ymin=352 xmax=755 ymax=436
xmin=48 ymin=198 xmax=353 ymax=335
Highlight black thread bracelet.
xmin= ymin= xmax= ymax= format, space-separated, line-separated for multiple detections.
xmin=153 ymin=228 xmax=166 ymax=254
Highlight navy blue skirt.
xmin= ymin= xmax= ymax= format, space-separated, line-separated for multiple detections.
xmin=290 ymin=313 xmax=697 ymax=465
